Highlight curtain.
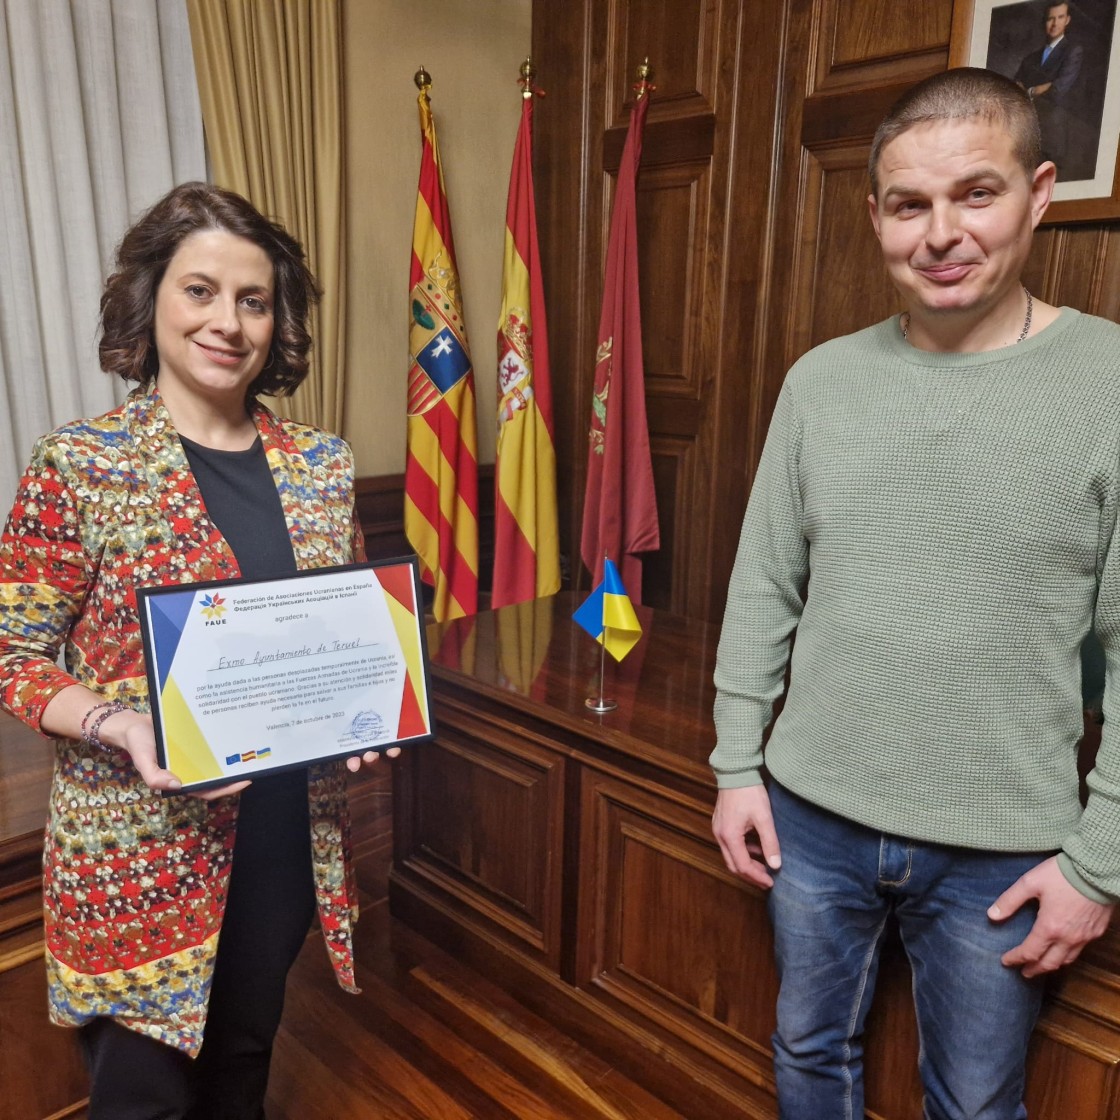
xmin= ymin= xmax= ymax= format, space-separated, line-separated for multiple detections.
xmin=0 ymin=0 xmax=206 ymax=512
xmin=186 ymin=0 xmax=346 ymax=434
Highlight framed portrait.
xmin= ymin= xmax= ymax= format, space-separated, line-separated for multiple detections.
xmin=950 ymin=0 xmax=1120 ymax=222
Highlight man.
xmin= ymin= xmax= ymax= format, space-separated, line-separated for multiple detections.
xmin=1014 ymin=2 xmax=1083 ymax=176
xmin=711 ymin=67 xmax=1119 ymax=1120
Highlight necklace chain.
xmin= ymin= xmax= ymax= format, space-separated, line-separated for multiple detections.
xmin=900 ymin=290 xmax=1034 ymax=346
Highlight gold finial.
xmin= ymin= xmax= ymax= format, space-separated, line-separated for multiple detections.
xmin=414 ymin=66 xmax=431 ymax=91
xmin=519 ymin=57 xmax=536 ymax=100
xmin=635 ymin=57 xmax=654 ymax=100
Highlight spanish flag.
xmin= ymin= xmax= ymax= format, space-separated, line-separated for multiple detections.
xmin=493 ymin=85 xmax=560 ymax=608
xmin=405 ymin=74 xmax=479 ymax=621
xmin=572 ymin=558 xmax=642 ymax=662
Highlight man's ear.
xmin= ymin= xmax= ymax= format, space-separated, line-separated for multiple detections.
xmin=868 ymin=193 xmax=883 ymax=242
xmin=1029 ymin=161 xmax=1057 ymax=228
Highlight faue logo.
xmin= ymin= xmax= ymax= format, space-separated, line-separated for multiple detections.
xmin=200 ymin=593 xmax=227 ymax=624
xmin=224 ymin=747 xmax=273 ymax=766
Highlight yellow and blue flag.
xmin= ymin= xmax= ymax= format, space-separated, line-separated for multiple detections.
xmin=572 ymin=558 xmax=642 ymax=661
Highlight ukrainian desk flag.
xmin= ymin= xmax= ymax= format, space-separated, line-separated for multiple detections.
xmin=493 ymin=66 xmax=560 ymax=608
xmin=405 ymin=69 xmax=479 ymax=621
xmin=572 ymin=558 xmax=642 ymax=661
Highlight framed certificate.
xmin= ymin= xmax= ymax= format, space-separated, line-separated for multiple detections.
xmin=137 ymin=558 xmax=434 ymax=793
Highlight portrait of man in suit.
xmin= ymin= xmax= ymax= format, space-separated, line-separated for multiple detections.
xmin=1014 ymin=2 xmax=1084 ymax=174
xmin=982 ymin=0 xmax=1118 ymax=188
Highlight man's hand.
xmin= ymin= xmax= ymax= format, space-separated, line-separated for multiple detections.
xmin=989 ymin=855 xmax=1114 ymax=978
xmin=712 ymin=784 xmax=782 ymax=889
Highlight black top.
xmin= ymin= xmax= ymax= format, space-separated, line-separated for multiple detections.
xmin=179 ymin=434 xmax=297 ymax=581
xmin=179 ymin=432 xmax=312 ymax=888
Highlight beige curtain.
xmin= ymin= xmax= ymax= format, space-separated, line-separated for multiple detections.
xmin=0 ymin=0 xmax=206 ymax=513
xmin=186 ymin=0 xmax=345 ymax=432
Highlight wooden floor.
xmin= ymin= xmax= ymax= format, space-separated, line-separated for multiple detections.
xmin=266 ymin=893 xmax=689 ymax=1120
xmin=264 ymin=773 xmax=687 ymax=1120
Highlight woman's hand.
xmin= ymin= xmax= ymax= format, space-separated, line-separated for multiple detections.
xmin=101 ymin=709 xmax=250 ymax=801
xmin=345 ymin=746 xmax=402 ymax=773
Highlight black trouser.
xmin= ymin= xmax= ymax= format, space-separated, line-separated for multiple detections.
xmin=80 ymin=771 xmax=317 ymax=1120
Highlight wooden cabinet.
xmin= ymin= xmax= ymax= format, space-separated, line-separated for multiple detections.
xmin=393 ymin=698 xmax=568 ymax=971
xmin=391 ymin=596 xmax=1120 ymax=1119
xmin=0 ymin=720 xmax=88 ymax=1120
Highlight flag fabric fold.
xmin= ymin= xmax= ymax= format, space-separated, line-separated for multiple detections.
xmin=573 ymin=557 xmax=643 ymax=661
xmin=405 ymin=82 xmax=479 ymax=621
xmin=493 ymin=91 xmax=561 ymax=608
xmin=579 ymin=88 xmax=660 ymax=602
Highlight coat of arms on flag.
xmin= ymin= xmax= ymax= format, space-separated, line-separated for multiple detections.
xmin=404 ymin=68 xmax=479 ymax=622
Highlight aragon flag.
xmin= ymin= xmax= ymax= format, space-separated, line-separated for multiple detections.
xmin=405 ymin=73 xmax=479 ymax=621
xmin=493 ymin=84 xmax=560 ymax=608
xmin=578 ymin=79 xmax=660 ymax=603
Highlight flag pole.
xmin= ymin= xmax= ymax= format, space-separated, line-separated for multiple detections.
xmin=586 ymin=553 xmax=618 ymax=713
xmin=585 ymin=635 xmax=616 ymax=713
xmin=635 ymin=57 xmax=653 ymax=99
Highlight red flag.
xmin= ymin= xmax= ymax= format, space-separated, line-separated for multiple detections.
xmin=579 ymin=88 xmax=659 ymax=602
xmin=493 ymin=90 xmax=560 ymax=608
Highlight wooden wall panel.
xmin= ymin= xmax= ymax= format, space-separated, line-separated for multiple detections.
xmin=611 ymin=0 xmax=714 ymax=120
xmin=392 ymin=701 xmax=567 ymax=968
xmin=576 ymin=769 xmax=778 ymax=1074
xmin=830 ymin=0 xmax=949 ymax=64
xmin=536 ymin=0 xmax=787 ymax=618
xmin=0 ymin=958 xmax=88 ymax=1119
xmin=634 ymin=163 xmax=709 ymax=390
xmin=0 ymin=717 xmax=89 ymax=1118
xmin=533 ymin=0 xmax=608 ymax=602
xmin=1029 ymin=225 xmax=1120 ymax=316
xmin=813 ymin=0 xmax=949 ymax=94
xmin=1025 ymin=993 xmax=1120 ymax=1119
xmin=793 ymin=149 xmax=902 ymax=360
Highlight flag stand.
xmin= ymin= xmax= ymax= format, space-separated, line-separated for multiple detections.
xmin=585 ymin=638 xmax=617 ymax=713
xmin=574 ymin=556 xmax=639 ymax=713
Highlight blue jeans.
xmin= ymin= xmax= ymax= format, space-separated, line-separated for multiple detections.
xmin=767 ymin=781 xmax=1048 ymax=1120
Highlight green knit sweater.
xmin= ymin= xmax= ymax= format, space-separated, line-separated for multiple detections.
xmin=711 ymin=308 xmax=1120 ymax=903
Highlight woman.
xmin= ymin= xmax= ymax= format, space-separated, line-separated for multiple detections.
xmin=0 ymin=183 xmax=392 ymax=1119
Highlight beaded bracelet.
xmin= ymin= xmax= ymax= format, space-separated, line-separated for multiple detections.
xmin=81 ymin=700 xmax=129 ymax=749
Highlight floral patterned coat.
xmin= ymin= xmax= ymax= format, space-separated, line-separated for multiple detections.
xmin=0 ymin=386 xmax=364 ymax=1056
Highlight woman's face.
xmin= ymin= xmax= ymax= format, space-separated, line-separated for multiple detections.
xmin=153 ymin=228 xmax=275 ymax=410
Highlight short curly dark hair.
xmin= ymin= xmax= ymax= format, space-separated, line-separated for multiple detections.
xmin=99 ymin=182 xmax=321 ymax=398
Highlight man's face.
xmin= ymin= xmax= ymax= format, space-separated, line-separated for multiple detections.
xmin=1046 ymin=4 xmax=1070 ymax=41
xmin=867 ymin=117 xmax=1052 ymax=327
